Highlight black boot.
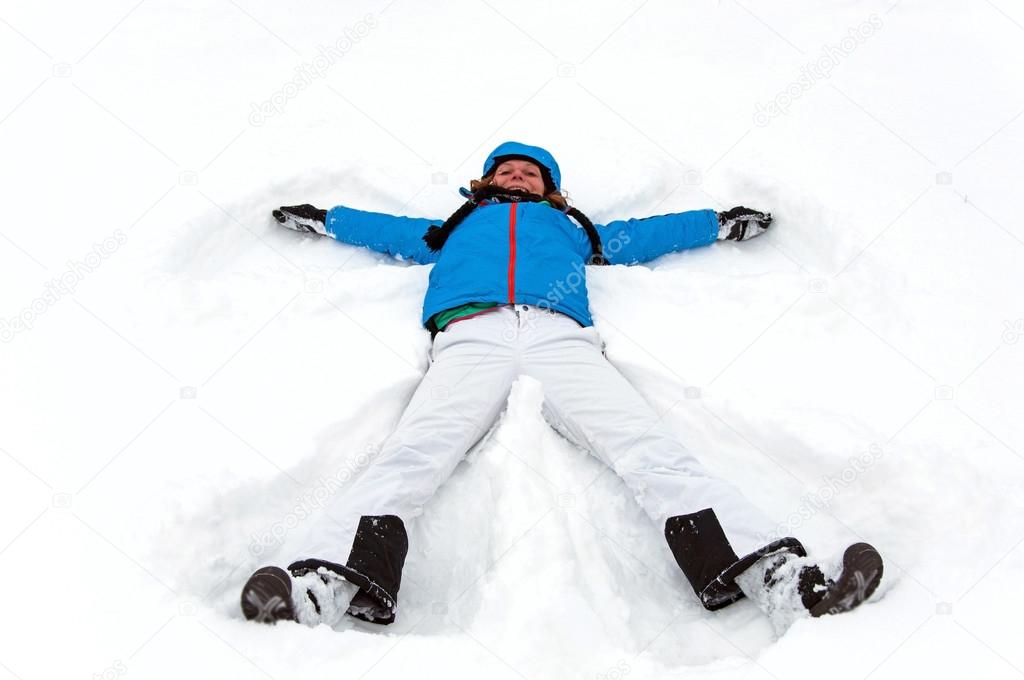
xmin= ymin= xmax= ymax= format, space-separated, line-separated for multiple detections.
xmin=798 ymin=542 xmax=884 ymax=617
xmin=241 ymin=564 xmax=360 ymax=627
xmin=664 ymin=508 xmax=806 ymax=610
xmin=288 ymin=514 xmax=409 ymax=625
xmin=240 ymin=566 xmax=297 ymax=624
xmin=735 ymin=542 xmax=884 ymax=631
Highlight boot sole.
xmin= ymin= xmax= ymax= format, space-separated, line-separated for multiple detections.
xmin=808 ymin=542 xmax=884 ymax=617
xmin=241 ymin=566 xmax=297 ymax=624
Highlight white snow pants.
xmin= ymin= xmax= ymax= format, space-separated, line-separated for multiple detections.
xmin=296 ymin=305 xmax=779 ymax=572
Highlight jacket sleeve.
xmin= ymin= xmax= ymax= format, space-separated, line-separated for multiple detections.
xmin=325 ymin=204 xmax=443 ymax=265
xmin=595 ymin=209 xmax=719 ymax=265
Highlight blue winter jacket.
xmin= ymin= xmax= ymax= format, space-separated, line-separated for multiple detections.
xmin=325 ymin=200 xmax=718 ymax=328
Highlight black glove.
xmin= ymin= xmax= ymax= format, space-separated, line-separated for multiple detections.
xmin=273 ymin=204 xmax=328 ymax=236
xmin=717 ymin=206 xmax=773 ymax=241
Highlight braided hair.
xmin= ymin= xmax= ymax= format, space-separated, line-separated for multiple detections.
xmin=422 ymin=179 xmax=608 ymax=266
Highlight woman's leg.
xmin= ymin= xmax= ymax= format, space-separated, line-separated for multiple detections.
xmin=290 ymin=309 xmax=518 ymax=623
xmin=520 ymin=310 xmax=804 ymax=610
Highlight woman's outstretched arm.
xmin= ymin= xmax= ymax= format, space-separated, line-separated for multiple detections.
xmin=273 ymin=203 xmax=443 ymax=265
xmin=594 ymin=206 xmax=772 ymax=265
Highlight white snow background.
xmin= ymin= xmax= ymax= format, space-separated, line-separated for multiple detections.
xmin=2 ymin=1 xmax=1023 ymax=678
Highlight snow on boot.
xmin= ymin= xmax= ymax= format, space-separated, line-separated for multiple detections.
xmin=735 ymin=542 xmax=883 ymax=633
xmin=289 ymin=566 xmax=361 ymax=628
xmin=240 ymin=566 xmax=296 ymax=624
xmin=241 ymin=565 xmax=360 ymax=627
xmin=273 ymin=204 xmax=328 ymax=236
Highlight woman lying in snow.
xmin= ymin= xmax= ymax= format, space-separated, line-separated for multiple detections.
xmin=240 ymin=141 xmax=882 ymax=632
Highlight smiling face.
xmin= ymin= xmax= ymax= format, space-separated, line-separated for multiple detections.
xmin=491 ymin=159 xmax=547 ymax=196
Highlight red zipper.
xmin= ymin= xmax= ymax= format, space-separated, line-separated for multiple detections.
xmin=507 ymin=203 xmax=517 ymax=303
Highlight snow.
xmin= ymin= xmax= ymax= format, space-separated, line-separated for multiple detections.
xmin=2 ymin=1 xmax=1023 ymax=678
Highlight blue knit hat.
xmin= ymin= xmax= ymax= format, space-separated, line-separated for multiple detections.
xmin=482 ymin=141 xmax=561 ymax=192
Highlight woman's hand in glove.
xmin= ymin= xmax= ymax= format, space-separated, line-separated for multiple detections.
xmin=717 ymin=206 xmax=773 ymax=241
xmin=273 ymin=204 xmax=328 ymax=236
